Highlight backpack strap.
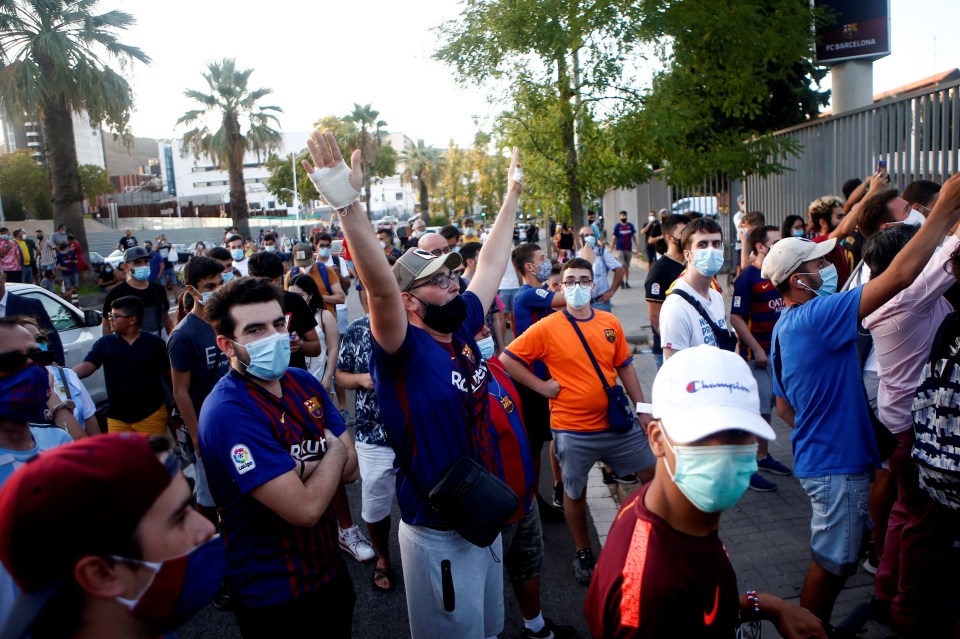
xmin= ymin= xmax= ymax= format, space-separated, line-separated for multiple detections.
xmin=669 ymin=288 xmax=727 ymax=341
xmin=317 ymin=262 xmax=332 ymax=293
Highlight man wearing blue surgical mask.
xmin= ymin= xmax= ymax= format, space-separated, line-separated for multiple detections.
xmin=101 ymin=247 xmax=173 ymax=338
xmin=168 ymin=257 xmax=230 ymax=522
xmin=763 ymin=170 xmax=960 ymax=629
xmin=225 ymin=234 xmax=250 ymax=277
xmin=586 ymin=346 xmax=827 ymax=639
xmin=576 ymin=226 xmax=624 ymax=312
xmin=199 ymin=276 xmax=359 ymax=637
xmin=659 ymin=217 xmax=730 ymax=359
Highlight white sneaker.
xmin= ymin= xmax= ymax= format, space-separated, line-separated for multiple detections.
xmin=338 ymin=525 xmax=375 ymax=562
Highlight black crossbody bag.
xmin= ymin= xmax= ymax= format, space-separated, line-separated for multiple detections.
xmin=386 ymin=342 xmax=518 ymax=548
xmin=563 ymin=311 xmax=638 ymax=433
xmin=669 ymin=288 xmax=738 ymax=352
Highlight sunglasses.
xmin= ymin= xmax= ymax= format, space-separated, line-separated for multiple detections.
xmin=108 ymin=313 xmax=133 ymax=321
xmin=410 ymin=272 xmax=456 ymax=290
xmin=429 ymin=246 xmax=454 ymax=256
xmin=0 ymin=347 xmax=53 ymax=372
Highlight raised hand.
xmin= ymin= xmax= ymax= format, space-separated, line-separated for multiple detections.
xmin=506 ymin=146 xmax=523 ymax=197
xmin=302 ymin=131 xmax=362 ymax=208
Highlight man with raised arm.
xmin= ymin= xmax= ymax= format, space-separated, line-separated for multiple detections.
xmin=303 ymin=131 xmax=523 ymax=639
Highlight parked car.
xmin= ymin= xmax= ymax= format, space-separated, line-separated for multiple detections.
xmin=172 ymin=244 xmax=191 ymax=263
xmin=7 ymin=283 xmax=106 ymax=408
xmin=91 ymin=250 xmax=124 ymax=269
xmin=672 ymin=196 xmax=719 ymax=217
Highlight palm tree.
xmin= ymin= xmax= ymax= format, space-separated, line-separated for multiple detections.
xmin=401 ymin=140 xmax=445 ymax=223
xmin=0 ymin=1 xmax=149 ymax=261
xmin=347 ymin=103 xmax=386 ymax=218
xmin=178 ymin=59 xmax=282 ymax=239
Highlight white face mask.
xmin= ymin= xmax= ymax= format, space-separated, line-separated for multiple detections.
xmin=903 ymin=208 xmax=926 ymax=227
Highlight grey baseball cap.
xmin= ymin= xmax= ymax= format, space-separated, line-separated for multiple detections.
xmin=123 ymin=246 xmax=149 ymax=262
xmin=393 ymin=248 xmax=462 ymax=292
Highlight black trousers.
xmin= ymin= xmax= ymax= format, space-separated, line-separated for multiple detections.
xmin=233 ymin=569 xmax=355 ymax=639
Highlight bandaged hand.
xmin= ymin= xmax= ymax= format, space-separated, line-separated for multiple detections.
xmin=308 ymin=160 xmax=361 ymax=210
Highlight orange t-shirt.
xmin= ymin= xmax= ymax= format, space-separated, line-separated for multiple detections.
xmin=505 ymin=310 xmax=633 ymax=433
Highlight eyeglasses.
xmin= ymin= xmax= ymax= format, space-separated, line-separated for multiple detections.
xmin=411 ymin=272 xmax=455 ymax=290
xmin=317 ymin=243 xmax=331 ymax=249
xmin=0 ymin=347 xmax=53 ymax=372
xmin=429 ymin=246 xmax=454 ymax=257
xmin=108 ymin=313 xmax=133 ymax=320
xmin=562 ymin=278 xmax=593 ymax=288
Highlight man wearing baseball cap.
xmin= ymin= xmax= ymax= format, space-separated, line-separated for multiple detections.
xmin=284 ymin=242 xmax=345 ymax=314
xmin=0 ymin=434 xmax=221 ymax=639
xmin=762 ymin=171 xmax=960 ymax=626
xmin=585 ymin=345 xmax=826 ymax=639
xmin=101 ymin=245 xmax=173 ymax=337
xmin=303 ymin=130 xmax=524 ymax=638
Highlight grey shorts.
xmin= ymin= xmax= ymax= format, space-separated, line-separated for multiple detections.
xmin=501 ymin=499 xmax=544 ymax=584
xmin=749 ymin=360 xmax=774 ymax=417
xmin=553 ymin=426 xmax=656 ymax=500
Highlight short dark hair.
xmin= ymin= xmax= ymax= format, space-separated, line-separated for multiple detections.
xmin=748 ymin=225 xmax=778 ymax=250
xmin=183 ymin=256 xmax=226 ymax=287
xmin=841 ymin=178 xmax=863 ymax=201
xmin=661 ymin=214 xmax=690 ymax=237
xmin=743 ymin=211 xmax=766 ymax=227
xmin=863 ymin=224 xmax=919 ymax=278
xmin=205 ymin=277 xmax=284 ymax=338
xmin=902 ymin=180 xmax=941 ymax=208
xmin=680 ymin=216 xmax=723 ymax=250
xmin=458 ymin=241 xmax=482 ymax=264
xmin=376 ymin=227 xmax=395 ymax=240
xmin=207 ymin=246 xmax=231 ymax=261
xmin=512 ymin=242 xmax=540 ymax=275
xmin=857 ymin=189 xmax=901 ymax=238
xmin=247 ymin=250 xmax=284 ymax=280
xmin=780 ymin=215 xmax=805 ymax=239
xmin=111 ymin=295 xmax=144 ymax=326
xmin=439 ymin=225 xmax=461 ymax=241
xmin=263 ymin=233 xmax=277 ymax=243
xmin=560 ymin=257 xmax=594 ymax=275
xmin=316 ymin=232 xmax=332 ymax=243
xmin=225 ymin=234 xmax=243 ymax=245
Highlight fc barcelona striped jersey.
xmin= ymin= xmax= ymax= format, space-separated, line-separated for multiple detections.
xmin=731 ymin=264 xmax=784 ymax=359
xmin=486 ymin=357 xmax=536 ymax=521
xmin=199 ymin=367 xmax=346 ymax=607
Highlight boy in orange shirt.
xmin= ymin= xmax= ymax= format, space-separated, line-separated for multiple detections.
xmin=502 ymin=258 xmax=655 ymax=586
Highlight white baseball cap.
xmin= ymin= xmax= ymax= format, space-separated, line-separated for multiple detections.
xmin=637 ymin=345 xmax=775 ymax=444
xmin=760 ymin=236 xmax=837 ymax=286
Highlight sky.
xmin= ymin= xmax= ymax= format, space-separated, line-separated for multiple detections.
xmin=107 ymin=0 xmax=960 ymax=150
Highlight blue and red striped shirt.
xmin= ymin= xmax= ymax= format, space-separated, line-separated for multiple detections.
xmin=731 ymin=264 xmax=784 ymax=360
xmin=199 ymin=367 xmax=346 ymax=608
xmin=513 ymin=283 xmax=556 ymax=379
xmin=486 ymin=357 xmax=536 ymax=521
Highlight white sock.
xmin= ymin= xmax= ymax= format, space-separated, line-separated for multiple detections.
xmin=524 ymin=613 xmax=545 ymax=633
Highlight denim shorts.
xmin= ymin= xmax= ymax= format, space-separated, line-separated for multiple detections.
xmin=799 ymin=472 xmax=872 ymax=577
xmin=498 ymin=288 xmax=518 ymax=314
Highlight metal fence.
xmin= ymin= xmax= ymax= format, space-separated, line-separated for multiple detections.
xmin=744 ymin=78 xmax=960 ymax=228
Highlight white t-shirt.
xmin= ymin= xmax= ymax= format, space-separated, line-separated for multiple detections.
xmin=659 ymin=279 xmax=728 ymax=351
xmin=48 ymin=366 xmax=97 ymax=424
xmin=234 ymin=258 xmax=249 ymax=277
xmin=499 ymin=260 xmax=520 ymax=290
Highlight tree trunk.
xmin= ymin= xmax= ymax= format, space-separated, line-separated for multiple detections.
xmin=41 ymin=101 xmax=90 ymax=268
xmin=557 ymin=55 xmax=584 ymax=231
xmin=224 ymin=115 xmax=250 ymax=239
xmin=419 ymin=176 xmax=430 ymax=224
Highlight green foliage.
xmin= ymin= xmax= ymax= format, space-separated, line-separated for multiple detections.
xmin=400 ymin=140 xmax=446 ymax=221
xmin=0 ymin=151 xmax=50 ymax=219
xmin=616 ymin=0 xmax=828 ymax=187
xmin=264 ymin=151 xmax=313 ymax=207
xmin=77 ymin=164 xmax=113 ymax=203
xmin=428 ymin=214 xmax=449 ymax=227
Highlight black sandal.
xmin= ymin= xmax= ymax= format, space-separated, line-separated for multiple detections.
xmin=372 ymin=566 xmax=394 ymax=592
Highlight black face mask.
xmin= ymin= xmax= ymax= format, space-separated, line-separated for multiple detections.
xmin=412 ymin=294 xmax=467 ymax=334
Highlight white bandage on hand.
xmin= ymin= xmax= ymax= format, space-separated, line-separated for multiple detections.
xmin=308 ymin=160 xmax=361 ymax=209
xmin=511 ymin=166 xmax=523 ymax=184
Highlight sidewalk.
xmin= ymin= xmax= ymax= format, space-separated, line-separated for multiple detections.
xmin=584 ymin=258 xmax=894 ymax=639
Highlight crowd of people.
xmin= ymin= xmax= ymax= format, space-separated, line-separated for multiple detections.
xmin=0 ymin=127 xmax=959 ymax=639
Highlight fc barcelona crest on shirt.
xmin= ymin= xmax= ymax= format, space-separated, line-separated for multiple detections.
xmin=304 ymin=396 xmax=324 ymax=420
xmin=461 ymin=343 xmax=476 ymax=364
xmin=604 ymin=329 xmax=616 ymax=343
xmin=500 ymin=395 xmax=515 ymax=413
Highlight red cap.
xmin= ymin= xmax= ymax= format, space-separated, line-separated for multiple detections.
xmin=0 ymin=433 xmax=178 ymax=636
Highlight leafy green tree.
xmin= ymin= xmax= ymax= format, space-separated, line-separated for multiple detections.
xmin=264 ymin=151 xmax=313 ymax=209
xmin=77 ymin=164 xmax=113 ymax=207
xmin=613 ymin=0 xmax=828 ymax=187
xmin=0 ymin=0 xmax=149 ymax=258
xmin=400 ymin=140 xmax=445 ymax=223
xmin=346 ymin=104 xmax=390 ymax=218
xmin=178 ymin=59 xmax=283 ymax=239
xmin=0 ymin=151 xmax=50 ymax=219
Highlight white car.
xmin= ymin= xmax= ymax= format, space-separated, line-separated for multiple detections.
xmin=7 ymin=283 xmax=106 ymax=408
xmin=91 ymin=250 xmax=125 ymax=269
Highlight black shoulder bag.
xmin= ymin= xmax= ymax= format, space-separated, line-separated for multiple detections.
xmin=385 ymin=343 xmax=518 ymax=548
xmin=668 ymin=288 xmax=737 ymax=352
xmin=773 ymin=334 xmax=896 ymax=461
xmin=563 ymin=311 xmax=638 ymax=433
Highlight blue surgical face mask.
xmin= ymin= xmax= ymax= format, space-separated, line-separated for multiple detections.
xmin=190 ymin=286 xmax=214 ymax=306
xmin=221 ymin=270 xmax=234 ymax=283
xmin=132 ymin=266 xmax=151 ymax=282
xmin=791 ymin=229 xmax=806 ymax=238
xmin=317 ymin=247 xmax=331 ymax=259
xmin=233 ymin=332 xmax=290 ymax=380
xmin=663 ymin=436 xmax=758 ymax=513
xmin=230 ymin=248 xmax=245 ymax=261
xmin=476 ymin=335 xmax=495 ymax=360
xmin=563 ymin=283 xmax=592 ymax=309
xmin=264 ymin=245 xmax=276 ymax=253
xmin=535 ymin=260 xmax=552 ymax=283
xmin=690 ymin=246 xmax=724 ymax=277
xmin=584 ymin=235 xmax=597 ymax=248
xmin=798 ymin=263 xmax=838 ymax=297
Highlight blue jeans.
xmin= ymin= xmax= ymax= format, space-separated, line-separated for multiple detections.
xmin=591 ymin=300 xmax=612 ymax=312
xmin=799 ymin=472 xmax=872 ymax=576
